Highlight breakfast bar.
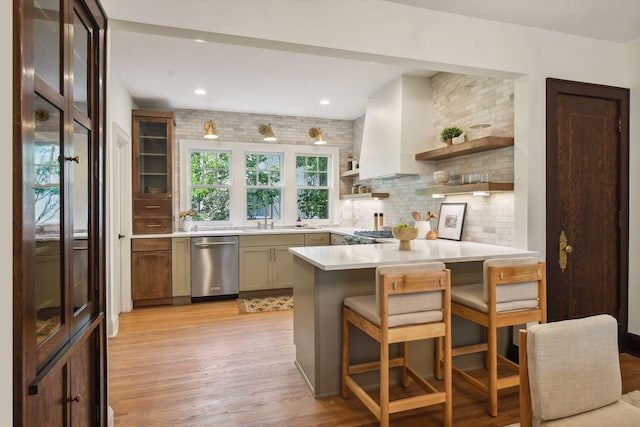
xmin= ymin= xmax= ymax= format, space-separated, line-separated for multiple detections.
xmin=289 ymin=239 xmax=538 ymax=397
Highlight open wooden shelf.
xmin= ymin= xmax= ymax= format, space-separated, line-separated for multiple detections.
xmin=342 ymin=192 xmax=389 ymax=200
xmin=340 ymin=169 xmax=360 ymax=178
xmin=415 ymin=136 xmax=514 ymax=161
xmin=416 ymin=182 xmax=513 ymax=196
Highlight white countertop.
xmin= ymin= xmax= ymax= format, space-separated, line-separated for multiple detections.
xmin=132 ymin=227 xmax=360 ymax=239
xmin=289 ymin=239 xmax=539 ymax=271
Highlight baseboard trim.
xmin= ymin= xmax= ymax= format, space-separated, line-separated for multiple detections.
xmin=108 ymin=313 xmax=119 ymax=338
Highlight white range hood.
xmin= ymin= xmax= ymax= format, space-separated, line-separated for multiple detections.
xmin=359 ymin=75 xmax=435 ymax=180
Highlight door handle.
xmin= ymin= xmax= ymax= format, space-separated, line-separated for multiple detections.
xmin=64 ymin=155 xmax=80 ymax=163
xmin=118 ymin=234 xmax=126 ymax=239
xmin=559 ymin=230 xmax=573 ymax=272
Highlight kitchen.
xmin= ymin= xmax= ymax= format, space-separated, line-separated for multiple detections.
xmin=121 ymin=72 xmax=516 ymax=301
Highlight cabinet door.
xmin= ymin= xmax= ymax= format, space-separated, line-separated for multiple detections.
xmin=36 ymin=363 xmax=67 ymax=427
xmin=272 ymin=245 xmax=301 ymax=289
xmin=132 ymin=115 xmax=173 ymax=198
xmin=172 ymin=238 xmax=191 ymax=297
xmin=69 ymin=331 xmax=96 ymax=426
xmin=131 ymin=250 xmax=172 ymax=301
xmin=239 ymin=247 xmax=272 ymax=291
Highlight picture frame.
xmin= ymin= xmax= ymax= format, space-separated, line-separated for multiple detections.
xmin=437 ymin=202 xmax=467 ymax=241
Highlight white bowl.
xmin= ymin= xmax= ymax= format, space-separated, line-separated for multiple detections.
xmin=433 ymin=170 xmax=450 ymax=184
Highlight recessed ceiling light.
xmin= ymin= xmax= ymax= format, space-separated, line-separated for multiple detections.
xmin=319 ymin=99 xmax=330 ymax=105
xmin=193 ymin=39 xmax=205 ymax=43
xmin=194 ymin=88 xmax=207 ymax=95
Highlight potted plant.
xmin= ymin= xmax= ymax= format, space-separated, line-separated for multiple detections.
xmin=440 ymin=126 xmax=464 ymax=145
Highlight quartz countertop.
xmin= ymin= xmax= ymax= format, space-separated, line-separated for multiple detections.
xmin=131 ymin=227 xmax=362 ymax=239
xmin=289 ymin=239 xmax=538 ymax=271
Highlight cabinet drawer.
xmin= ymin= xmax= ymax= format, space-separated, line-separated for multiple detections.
xmin=133 ymin=199 xmax=172 ymax=216
xmin=239 ymin=234 xmax=305 ymax=247
xmin=132 ymin=237 xmax=172 ymax=252
xmin=133 ymin=217 xmax=173 ymax=235
xmin=304 ymin=233 xmax=330 ymax=246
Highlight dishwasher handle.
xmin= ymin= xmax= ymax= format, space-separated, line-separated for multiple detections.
xmin=194 ymin=241 xmax=237 ymax=248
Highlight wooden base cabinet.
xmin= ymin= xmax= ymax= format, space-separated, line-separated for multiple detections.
xmin=239 ymin=234 xmax=305 ymax=291
xmin=132 ymin=238 xmax=172 ymax=307
xmin=32 ymin=321 xmax=102 ymax=427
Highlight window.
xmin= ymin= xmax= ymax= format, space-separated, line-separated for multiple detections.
xmin=180 ymin=140 xmax=338 ymax=226
xmin=245 ymin=153 xmax=282 ymax=220
xmin=296 ymin=155 xmax=329 ymax=219
xmin=188 ymin=150 xmax=231 ymax=221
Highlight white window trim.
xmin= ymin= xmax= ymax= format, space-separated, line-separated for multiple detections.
xmin=179 ymin=139 xmax=339 ymax=227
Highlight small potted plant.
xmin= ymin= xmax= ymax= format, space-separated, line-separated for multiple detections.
xmin=440 ymin=126 xmax=464 ymax=146
xmin=179 ymin=209 xmax=196 ymax=232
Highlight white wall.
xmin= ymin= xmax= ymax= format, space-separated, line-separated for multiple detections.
xmin=628 ymin=40 xmax=640 ymax=333
xmin=1 ymin=0 xmax=12 ymax=423
xmin=106 ymin=29 xmax=135 ymax=330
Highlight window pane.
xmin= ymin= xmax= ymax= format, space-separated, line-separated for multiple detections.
xmin=34 ymin=94 xmax=62 ymax=345
xmin=318 ymin=156 xmax=328 ymax=172
xmin=297 ymin=189 xmax=329 ymax=219
xmin=246 ymin=153 xmax=281 ymax=186
xmin=72 ymin=123 xmax=89 ymax=314
xmin=34 ymin=0 xmax=60 ymax=92
xmin=319 ymin=172 xmax=328 ymax=186
xmin=73 ymin=11 xmax=89 ymax=115
xmin=191 ymin=188 xmax=230 ymax=221
xmin=246 ymin=189 xmax=281 ymax=220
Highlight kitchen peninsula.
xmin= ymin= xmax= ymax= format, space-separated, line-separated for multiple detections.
xmin=289 ymin=239 xmax=538 ymax=397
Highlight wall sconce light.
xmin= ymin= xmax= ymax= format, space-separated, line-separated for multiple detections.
xmin=473 ymin=191 xmax=491 ymax=197
xmin=432 ymin=193 xmax=446 ymax=199
xmin=258 ymin=124 xmax=277 ymax=142
xmin=308 ymin=127 xmax=326 ymax=145
xmin=204 ymin=120 xmax=218 ymax=139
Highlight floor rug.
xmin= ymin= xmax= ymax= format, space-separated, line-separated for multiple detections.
xmin=237 ymin=295 xmax=293 ymax=314
xmin=504 ymin=390 xmax=640 ymax=427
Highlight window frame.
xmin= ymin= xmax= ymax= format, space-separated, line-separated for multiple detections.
xmin=187 ymin=148 xmax=232 ymax=222
xmin=295 ymin=153 xmax=331 ymax=220
xmin=179 ymin=139 xmax=339 ymax=227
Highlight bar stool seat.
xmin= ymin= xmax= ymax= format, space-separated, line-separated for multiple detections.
xmin=444 ymin=257 xmax=546 ymax=417
xmin=342 ymin=262 xmax=452 ymax=427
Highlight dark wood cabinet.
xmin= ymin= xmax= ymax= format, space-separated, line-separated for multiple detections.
xmin=132 ymin=110 xmax=175 ymax=234
xmin=34 ymin=324 xmax=101 ymax=427
xmin=131 ymin=238 xmax=173 ymax=307
xmin=14 ymin=0 xmax=107 ymax=425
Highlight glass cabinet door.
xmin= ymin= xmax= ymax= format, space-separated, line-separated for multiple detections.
xmin=34 ymin=94 xmax=68 ymax=367
xmin=135 ymin=118 xmax=170 ymax=196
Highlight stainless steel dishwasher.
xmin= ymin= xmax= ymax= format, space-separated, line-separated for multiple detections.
xmin=190 ymin=236 xmax=239 ymax=300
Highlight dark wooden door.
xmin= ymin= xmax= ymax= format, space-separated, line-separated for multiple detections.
xmin=546 ymin=79 xmax=629 ymax=327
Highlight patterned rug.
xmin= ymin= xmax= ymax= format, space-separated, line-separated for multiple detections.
xmin=237 ymin=295 xmax=293 ymax=314
xmin=504 ymin=390 xmax=640 ymax=426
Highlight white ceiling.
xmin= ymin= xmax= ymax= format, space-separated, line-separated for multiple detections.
xmin=105 ymin=0 xmax=640 ymax=121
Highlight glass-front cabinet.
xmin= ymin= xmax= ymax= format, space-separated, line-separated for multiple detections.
xmin=132 ymin=110 xmax=174 ymax=234
xmin=15 ymin=0 xmax=107 ymax=424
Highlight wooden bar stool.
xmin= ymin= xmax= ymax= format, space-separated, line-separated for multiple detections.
xmin=342 ymin=262 xmax=452 ymax=427
xmin=442 ymin=257 xmax=546 ymax=417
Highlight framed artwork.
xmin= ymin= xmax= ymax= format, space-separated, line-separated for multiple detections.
xmin=437 ymin=202 xmax=467 ymax=241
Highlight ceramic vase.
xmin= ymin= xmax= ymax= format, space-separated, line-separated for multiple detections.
xmin=182 ymin=216 xmax=193 ymax=232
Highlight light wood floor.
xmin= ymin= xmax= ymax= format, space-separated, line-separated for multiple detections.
xmin=108 ymin=301 xmax=640 ymax=426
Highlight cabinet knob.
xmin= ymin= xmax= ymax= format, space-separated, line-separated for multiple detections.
xmin=68 ymin=394 xmax=81 ymax=403
xmin=64 ymin=155 xmax=80 ymax=163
